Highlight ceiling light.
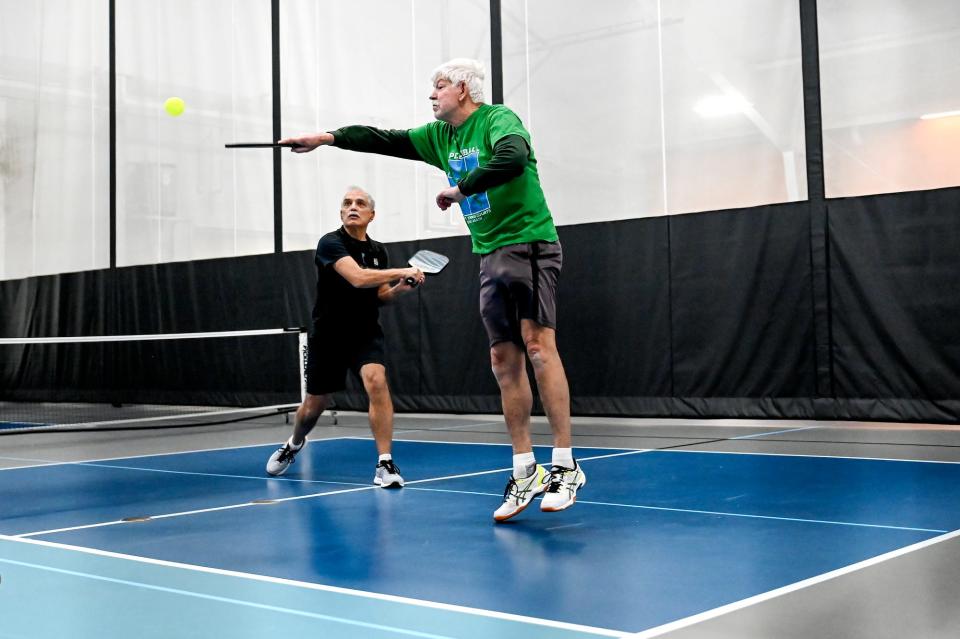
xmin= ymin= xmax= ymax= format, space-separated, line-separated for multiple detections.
xmin=694 ymin=94 xmax=752 ymax=118
xmin=920 ymin=109 xmax=960 ymax=120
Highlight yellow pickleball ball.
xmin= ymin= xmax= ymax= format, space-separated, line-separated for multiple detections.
xmin=164 ymin=97 xmax=185 ymax=117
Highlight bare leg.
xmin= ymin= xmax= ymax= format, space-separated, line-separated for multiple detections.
xmin=520 ymin=320 xmax=571 ymax=449
xmin=291 ymin=393 xmax=331 ymax=446
xmin=490 ymin=341 xmax=534 ymax=454
xmin=360 ymin=363 xmax=393 ymax=456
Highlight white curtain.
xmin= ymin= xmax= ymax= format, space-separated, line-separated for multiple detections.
xmin=819 ymin=0 xmax=960 ymax=198
xmin=502 ymin=0 xmax=807 ymax=225
xmin=0 ymin=0 xmax=109 ymax=280
xmin=115 ymin=0 xmax=274 ymax=267
xmin=9 ymin=1 xmax=957 ymax=278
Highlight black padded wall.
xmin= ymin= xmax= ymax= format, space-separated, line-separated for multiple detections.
xmin=828 ymin=187 xmax=960 ymax=421
xmin=5 ymin=186 xmax=958 ymax=422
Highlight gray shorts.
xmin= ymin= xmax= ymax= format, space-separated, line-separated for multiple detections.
xmin=479 ymin=240 xmax=562 ymax=347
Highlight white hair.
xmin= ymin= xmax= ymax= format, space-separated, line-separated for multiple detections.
xmin=431 ymin=58 xmax=485 ymax=104
xmin=344 ymin=185 xmax=374 ymax=210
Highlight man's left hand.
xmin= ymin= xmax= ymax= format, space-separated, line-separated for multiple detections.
xmin=436 ymin=186 xmax=465 ymax=211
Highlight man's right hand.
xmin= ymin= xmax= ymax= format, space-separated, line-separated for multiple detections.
xmin=402 ymin=267 xmax=425 ymax=288
xmin=278 ymin=132 xmax=335 ymax=153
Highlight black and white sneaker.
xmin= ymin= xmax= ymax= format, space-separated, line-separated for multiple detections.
xmin=540 ymin=462 xmax=586 ymax=511
xmin=493 ymin=465 xmax=548 ymax=522
xmin=266 ymin=439 xmax=304 ymax=476
xmin=374 ymin=459 xmax=404 ymax=488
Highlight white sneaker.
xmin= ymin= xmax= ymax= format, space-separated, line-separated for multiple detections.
xmin=374 ymin=459 xmax=404 ymax=488
xmin=493 ymin=465 xmax=548 ymax=522
xmin=540 ymin=462 xmax=586 ymax=512
xmin=266 ymin=439 xmax=304 ymax=476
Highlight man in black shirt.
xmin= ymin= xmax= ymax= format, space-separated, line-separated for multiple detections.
xmin=266 ymin=186 xmax=424 ymax=487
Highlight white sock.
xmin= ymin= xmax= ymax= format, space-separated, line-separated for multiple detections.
xmin=288 ymin=436 xmax=304 ymax=450
xmin=378 ymin=453 xmax=392 ymax=463
xmin=552 ymin=447 xmax=574 ymax=469
xmin=513 ymin=452 xmax=537 ymax=479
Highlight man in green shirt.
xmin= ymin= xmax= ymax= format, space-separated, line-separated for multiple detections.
xmin=280 ymin=58 xmax=585 ymax=522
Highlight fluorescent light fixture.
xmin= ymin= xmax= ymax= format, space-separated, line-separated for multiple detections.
xmin=920 ymin=109 xmax=960 ymax=120
xmin=694 ymin=93 xmax=752 ymax=118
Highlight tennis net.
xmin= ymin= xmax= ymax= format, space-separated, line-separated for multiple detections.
xmin=0 ymin=328 xmax=307 ymax=434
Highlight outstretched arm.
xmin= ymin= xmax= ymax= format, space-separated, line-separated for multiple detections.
xmin=279 ymin=126 xmax=421 ymax=161
xmin=278 ymin=131 xmax=335 ymax=152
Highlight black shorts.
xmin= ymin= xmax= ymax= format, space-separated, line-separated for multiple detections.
xmin=305 ymin=329 xmax=386 ymax=396
xmin=479 ymin=240 xmax=562 ymax=347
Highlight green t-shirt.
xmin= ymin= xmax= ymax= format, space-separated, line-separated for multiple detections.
xmin=408 ymin=104 xmax=558 ymax=254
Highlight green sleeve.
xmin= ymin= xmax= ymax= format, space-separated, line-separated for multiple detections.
xmin=484 ymin=106 xmax=531 ymax=148
xmin=330 ymin=126 xmax=422 ymax=161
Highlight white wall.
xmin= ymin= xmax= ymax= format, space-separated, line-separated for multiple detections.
xmin=2 ymin=0 xmax=959 ymax=281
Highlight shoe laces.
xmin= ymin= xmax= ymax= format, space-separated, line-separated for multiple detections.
xmin=502 ymin=471 xmax=539 ymax=503
xmin=502 ymin=477 xmax=520 ymax=501
xmin=545 ymin=464 xmax=574 ymax=493
xmin=276 ymin=444 xmax=299 ymax=464
xmin=378 ymin=459 xmax=400 ymax=475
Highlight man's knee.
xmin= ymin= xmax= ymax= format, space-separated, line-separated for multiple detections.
xmin=490 ymin=343 xmax=510 ymax=368
xmin=522 ymin=323 xmax=559 ymax=370
xmin=490 ymin=343 xmax=523 ymax=382
xmin=361 ymin=365 xmax=389 ymax=396
xmin=524 ymin=337 xmax=556 ymax=370
xmin=300 ymin=393 xmax=329 ymax=418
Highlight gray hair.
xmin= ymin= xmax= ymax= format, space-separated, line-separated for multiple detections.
xmin=344 ymin=185 xmax=375 ymax=210
xmin=431 ymin=58 xmax=485 ymax=104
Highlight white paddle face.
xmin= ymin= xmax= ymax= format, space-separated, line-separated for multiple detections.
xmin=408 ymin=249 xmax=449 ymax=274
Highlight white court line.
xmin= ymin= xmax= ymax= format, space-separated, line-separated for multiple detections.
xmin=624 ymin=528 xmax=960 ymax=638
xmin=0 ymin=435 xmax=626 ymax=473
xmin=0 ymin=557 xmax=451 ymax=639
xmin=656 ymin=447 xmax=960 ymax=465
xmin=17 ymin=449 xmax=946 ymax=538
xmin=0 ymin=535 xmax=623 ymax=638
xmin=14 ymin=450 xmax=648 ymax=538
xmin=573 ymin=500 xmax=945 ymax=534
xmin=70 ymin=462 xmax=373 ymax=486
xmin=13 ymin=482 xmax=384 ymax=538
xmin=731 ymin=426 xmax=819 ymax=440
xmin=0 ymin=436 xmax=352 ymax=471
xmin=387 ymin=435 xmax=960 ymax=465
xmin=379 ymin=435 xmax=642 ymax=451
xmin=0 ymin=434 xmax=561 ymax=472
xmin=5 ymin=423 xmax=957 ymax=472
xmin=394 ymin=421 xmax=504 ymax=435
xmin=390 ymin=413 xmax=952 ymax=429
xmin=394 ymin=487 xmax=946 ymax=534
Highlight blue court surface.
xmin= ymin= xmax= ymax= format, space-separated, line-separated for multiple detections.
xmin=2 ymin=437 xmax=960 ymax=638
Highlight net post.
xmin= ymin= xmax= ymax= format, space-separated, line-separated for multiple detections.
xmin=296 ymin=328 xmax=308 ymax=403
